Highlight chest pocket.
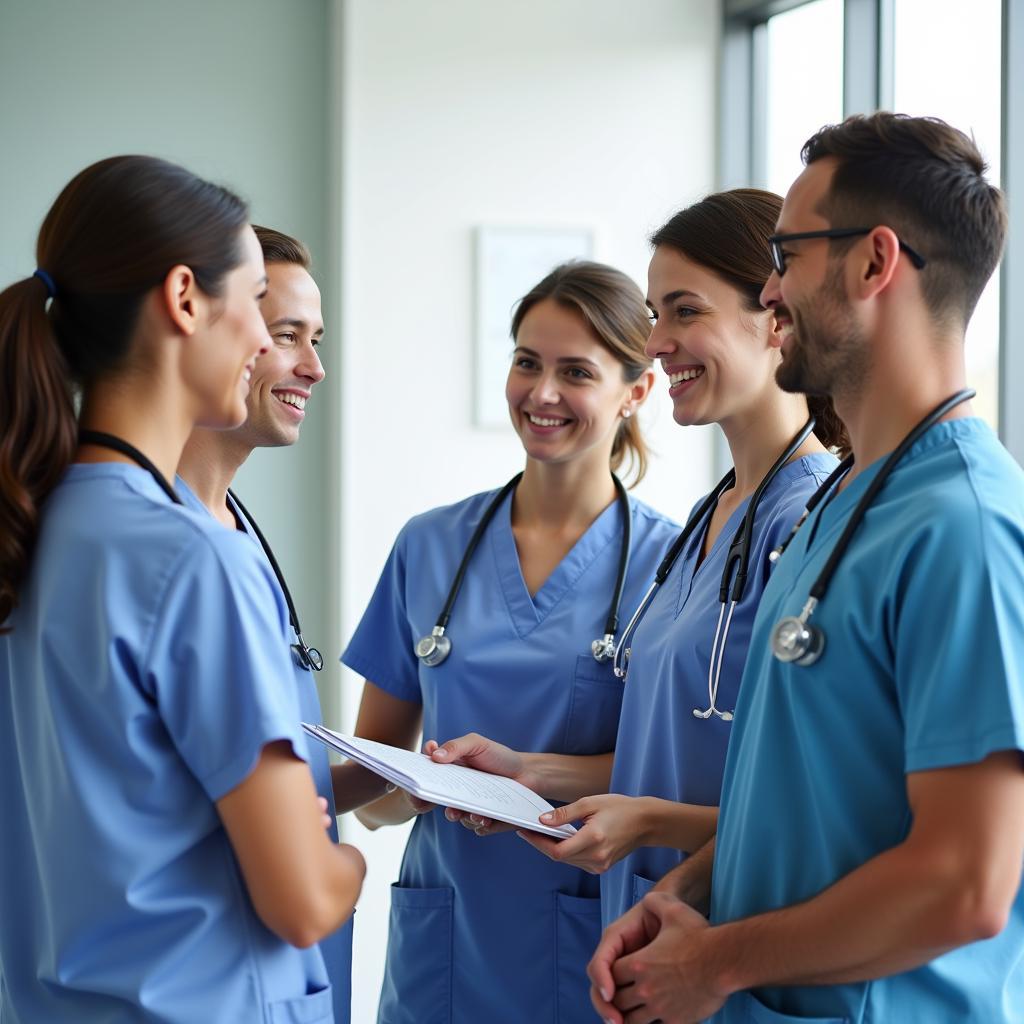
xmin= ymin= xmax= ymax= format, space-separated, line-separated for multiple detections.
xmin=562 ymin=654 xmax=624 ymax=755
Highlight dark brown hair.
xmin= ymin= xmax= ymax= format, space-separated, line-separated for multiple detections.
xmin=0 ymin=155 xmax=248 ymax=627
xmin=254 ymin=225 xmax=311 ymax=269
xmin=510 ymin=261 xmax=653 ymax=486
xmin=802 ymin=112 xmax=1006 ymax=328
xmin=650 ymin=188 xmax=848 ymax=455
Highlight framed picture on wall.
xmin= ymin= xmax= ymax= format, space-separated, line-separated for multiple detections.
xmin=474 ymin=225 xmax=595 ymax=428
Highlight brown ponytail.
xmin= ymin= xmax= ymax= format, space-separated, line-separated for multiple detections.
xmin=510 ymin=261 xmax=653 ymax=486
xmin=0 ymin=155 xmax=249 ymax=628
xmin=651 ymin=189 xmax=850 ymax=457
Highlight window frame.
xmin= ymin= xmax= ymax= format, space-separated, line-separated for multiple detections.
xmin=720 ymin=0 xmax=1021 ymax=463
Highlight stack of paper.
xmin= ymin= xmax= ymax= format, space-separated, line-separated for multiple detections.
xmin=302 ymin=725 xmax=576 ymax=839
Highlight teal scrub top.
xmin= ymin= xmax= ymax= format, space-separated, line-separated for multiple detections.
xmin=712 ymin=420 xmax=1024 ymax=1023
xmin=602 ymin=454 xmax=837 ymax=926
xmin=0 ymin=464 xmax=334 ymax=1023
xmin=342 ymin=487 xmax=679 ymax=1024
xmin=177 ymin=478 xmax=353 ymax=1024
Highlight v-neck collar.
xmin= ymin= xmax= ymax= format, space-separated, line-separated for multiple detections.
xmin=673 ymin=491 xmax=748 ymax=616
xmin=490 ymin=488 xmax=624 ymax=638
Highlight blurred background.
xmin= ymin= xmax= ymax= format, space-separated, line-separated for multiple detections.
xmin=1 ymin=1 xmax=1016 ymax=1017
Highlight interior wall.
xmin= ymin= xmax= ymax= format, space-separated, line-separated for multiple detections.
xmin=0 ymin=0 xmax=337 ymax=721
xmin=334 ymin=1 xmax=720 ymax=1017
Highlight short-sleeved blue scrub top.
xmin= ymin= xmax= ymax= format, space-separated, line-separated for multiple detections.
xmin=711 ymin=420 xmax=1024 ymax=1023
xmin=0 ymin=464 xmax=334 ymax=1023
xmin=342 ymin=486 xmax=678 ymax=1024
xmin=601 ymin=454 xmax=837 ymax=926
xmin=177 ymin=478 xmax=353 ymax=1024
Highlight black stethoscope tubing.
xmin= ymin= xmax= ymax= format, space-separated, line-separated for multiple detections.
xmin=612 ymin=415 xmax=818 ymax=701
xmin=227 ymin=489 xmax=324 ymax=673
xmin=415 ymin=472 xmax=633 ymax=667
xmin=77 ymin=430 xmax=322 ymax=673
xmin=769 ymin=388 xmax=976 ymax=667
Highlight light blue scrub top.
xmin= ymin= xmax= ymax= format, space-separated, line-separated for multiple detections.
xmin=177 ymin=478 xmax=353 ymax=1024
xmin=602 ymin=454 xmax=837 ymax=925
xmin=0 ymin=464 xmax=334 ymax=1024
xmin=342 ymin=486 xmax=678 ymax=1024
xmin=712 ymin=420 xmax=1024 ymax=1024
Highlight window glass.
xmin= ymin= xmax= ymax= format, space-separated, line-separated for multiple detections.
xmin=894 ymin=0 xmax=1002 ymax=428
xmin=765 ymin=0 xmax=844 ymax=198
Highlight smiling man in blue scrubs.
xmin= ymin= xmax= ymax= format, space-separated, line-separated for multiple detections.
xmin=590 ymin=113 xmax=1024 ymax=1024
xmin=176 ymin=227 xmax=355 ymax=1024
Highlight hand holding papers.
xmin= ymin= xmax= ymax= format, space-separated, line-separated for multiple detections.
xmin=302 ymin=725 xmax=576 ymax=839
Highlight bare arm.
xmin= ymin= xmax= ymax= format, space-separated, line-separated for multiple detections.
xmin=699 ymin=751 xmax=1024 ymax=989
xmin=345 ymin=680 xmax=425 ymax=829
xmin=217 ymin=741 xmax=366 ymax=948
xmin=521 ymin=796 xmax=717 ymax=873
xmin=600 ymin=752 xmax=1024 ymax=1023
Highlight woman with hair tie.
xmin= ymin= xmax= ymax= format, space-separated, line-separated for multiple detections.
xmin=0 ymin=155 xmax=363 ymax=1023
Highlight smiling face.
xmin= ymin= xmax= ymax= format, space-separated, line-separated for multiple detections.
xmin=645 ymin=245 xmax=782 ymax=430
xmin=234 ymin=261 xmax=325 ymax=448
xmin=188 ymin=226 xmax=271 ymax=429
xmin=505 ymin=298 xmax=636 ymax=470
xmin=761 ymin=158 xmax=869 ymax=399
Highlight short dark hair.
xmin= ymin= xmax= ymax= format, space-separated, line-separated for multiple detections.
xmin=802 ymin=112 xmax=1006 ymax=328
xmin=253 ymin=225 xmax=311 ymax=269
xmin=651 ymin=189 xmax=848 ymax=455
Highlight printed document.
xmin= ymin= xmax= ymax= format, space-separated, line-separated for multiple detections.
xmin=302 ymin=725 xmax=576 ymax=839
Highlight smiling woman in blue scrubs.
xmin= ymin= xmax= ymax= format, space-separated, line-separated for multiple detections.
xmin=434 ymin=191 xmax=845 ymax=927
xmin=0 ymin=157 xmax=364 ymax=1023
xmin=340 ymin=261 xmax=679 ymax=1023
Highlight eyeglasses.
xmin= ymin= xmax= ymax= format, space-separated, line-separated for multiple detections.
xmin=768 ymin=228 xmax=927 ymax=277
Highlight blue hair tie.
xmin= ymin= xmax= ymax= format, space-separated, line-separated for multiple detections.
xmin=33 ymin=269 xmax=57 ymax=299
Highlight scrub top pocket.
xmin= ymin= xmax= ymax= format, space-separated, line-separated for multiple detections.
xmin=631 ymin=873 xmax=656 ymax=906
xmin=267 ymin=982 xmax=334 ymax=1024
xmin=562 ymin=655 xmax=625 ymax=754
xmin=738 ymin=990 xmax=849 ymax=1024
xmin=378 ymin=884 xmax=453 ymax=1024
xmin=554 ymin=892 xmax=603 ymax=1023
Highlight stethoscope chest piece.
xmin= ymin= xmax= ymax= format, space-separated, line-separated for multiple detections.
xmin=416 ymin=627 xmax=451 ymax=667
xmin=769 ymin=598 xmax=825 ymax=666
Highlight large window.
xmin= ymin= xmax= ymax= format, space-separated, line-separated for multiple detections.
xmin=893 ymin=0 xmax=1002 ymax=427
xmin=723 ymin=0 xmax=1016 ymax=451
xmin=765 ymin=0 xmax=844 ymax=197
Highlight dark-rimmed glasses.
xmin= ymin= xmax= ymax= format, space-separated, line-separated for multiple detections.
xmin=768 ymin=228 xmax=927 ymax=277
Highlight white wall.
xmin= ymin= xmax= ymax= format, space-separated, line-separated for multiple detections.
xmin=332 ymin=2 xmax=720 ymax=1017
xmin=0 ymin=0 xmax=340 ymax=723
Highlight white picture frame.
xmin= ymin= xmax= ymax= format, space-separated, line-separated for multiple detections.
xmin=474 ymin=226 xmax=595 ymax=427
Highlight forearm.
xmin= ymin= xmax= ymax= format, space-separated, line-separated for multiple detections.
xmin=331 ymin=761 xmax=391 ymax=815
xmin=655 ymin=834 xmax=716 ymax=915
xmin=520 ymin=751 xmax=614 ymax=801
xmin=641 ymin=799 xmax=718 ymax=854
xmin=698 ymin=837 xmax=1007 ymax=995
xmin=354 ymin=785 xmax=418 ymax=829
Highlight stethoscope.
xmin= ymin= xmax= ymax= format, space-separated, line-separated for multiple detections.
xmin=414 ymin=472 xmax=633 ymax=667
xmin=612 ymin=417 xmax=818 ymax=722
xmin=78 ymin=430 xmax=324 ymax=673
xmin=768 ymin=388 xmax=975 ymax=667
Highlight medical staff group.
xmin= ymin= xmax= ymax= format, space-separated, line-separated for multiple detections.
xmin=1 ymin=111 xmax=1021 ymax=1024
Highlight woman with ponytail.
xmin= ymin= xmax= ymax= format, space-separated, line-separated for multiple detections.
xmin=0 ymin=155 xmax=363 ymax=1023
xmin=337 ymin=261 xmax=679 ymax=1023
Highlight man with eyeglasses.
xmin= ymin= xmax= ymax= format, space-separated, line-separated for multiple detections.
xmin=590 ymin=112 xmax=1024 ymax=1023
